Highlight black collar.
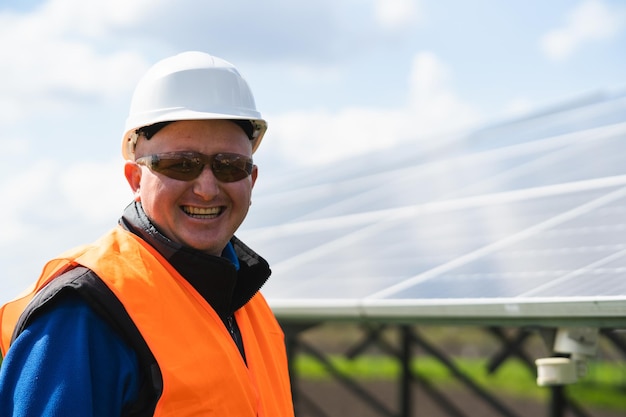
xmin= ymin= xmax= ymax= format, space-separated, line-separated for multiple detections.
xmin=118 ymin=202 xmax=271 ymax=319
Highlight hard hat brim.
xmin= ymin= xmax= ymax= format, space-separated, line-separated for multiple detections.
xmin=122 ymin=112 xmax=267 ymax=160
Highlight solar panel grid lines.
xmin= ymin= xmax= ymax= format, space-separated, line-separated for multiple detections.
xmin=239 ymin=94 xmax=626 ymax=323
xmin=451 ymin=126 xmax=626 ymax=199
xmin=268 ymin=213 xmax=395 ymax=277
xmin=363 ymin=186 xmax=626 ymax=301
xmin=461 ymin=95 xmax=626 ymax=152
xmin=518 ymin=248 xmax=626 ymax=297
xmin=255 ymin=182 xmax=626 ymax=303
xmin=246 ymin=174 xmax=626 ymax=242
xmin=247 ymin=121 xmax=626 ymax=230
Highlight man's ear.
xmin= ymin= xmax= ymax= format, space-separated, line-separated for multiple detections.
xmin=124 ymin=161 xmax=142 ymax=201
xmin=250 ymin=164 xmax=258 ymax=189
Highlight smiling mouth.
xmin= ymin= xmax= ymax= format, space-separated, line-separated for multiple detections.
xmin=182 ymin=206 xmax=222 ymax=219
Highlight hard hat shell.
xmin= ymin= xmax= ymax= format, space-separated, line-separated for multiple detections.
xmin=122 ymin=51 xmax=267 ymax=160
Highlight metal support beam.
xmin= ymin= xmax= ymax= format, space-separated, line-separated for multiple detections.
xmin=399 ymin=326 xmax=412 ymax=417
xmin=300 ymin=338 xmax=396 ymax=417
xmin=283 ymin=322 xmax=621 ymax=416
xmin=486 ymin=327 xmax=535 ymax=374
xmin=409 ymin=328 xmax=522 ymax=417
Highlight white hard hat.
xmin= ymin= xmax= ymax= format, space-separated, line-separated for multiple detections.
xmin=122 ymin=51 xmax=267 ymax=160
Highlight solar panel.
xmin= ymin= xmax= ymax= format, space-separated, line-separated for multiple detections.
xmin=240 ymin=93 xmax=626 ymax=326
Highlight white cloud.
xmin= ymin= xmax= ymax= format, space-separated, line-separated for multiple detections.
xmin=0 ymin=161 xmax=58 ymax=244
xmin=38 ymin=0 xmax=154 ymax=37
xmin=0 ymin=157 xmax=129 ymax=248
xmin=0 ymin=96 xmax=24 ymax=125
xmin=540 ymin=0 xmax=626 ymax=61
xmin=266 ymin=51 xmax=480 ymax=167
xmin=0 ymin=0 xmax=151 ymax=124
xmin=59 ymin=158 xmax=131 ymax=223
xmin=374 ymin=0 xmax=421 ymax=30
xmin=0 ymin=156 xmax=130 ymax=302
xmin=408 ymin=51 xmax=476 ymax=124
xmin=267 ymin=107 xmax=404 ymax=166
xmin=408 ymin=51 xmax=448 ymax=97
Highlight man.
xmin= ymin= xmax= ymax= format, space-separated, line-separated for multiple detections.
xmin=0 ymin=51 xmax=294 ymax=416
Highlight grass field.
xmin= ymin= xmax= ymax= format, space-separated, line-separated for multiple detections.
xmin=294 ymin=353 xmax=626 ymax=412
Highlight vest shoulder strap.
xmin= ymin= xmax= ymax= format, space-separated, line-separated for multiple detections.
xmin=14 ymin=266 xmax=162 ymax=417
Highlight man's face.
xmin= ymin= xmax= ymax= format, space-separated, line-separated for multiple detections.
xmin=125 ymin=119 xmax=257 ymax=256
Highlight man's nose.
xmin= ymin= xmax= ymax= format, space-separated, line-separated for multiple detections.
xmin=192 ymin=166 xmax=220 ymax=199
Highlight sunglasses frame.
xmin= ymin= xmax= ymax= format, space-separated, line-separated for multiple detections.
xmin=135 ymin=151 xmax=254 ymax=182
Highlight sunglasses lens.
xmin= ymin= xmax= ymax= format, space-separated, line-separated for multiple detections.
xmin=138 ymin=152 xmax=252 ymax=182
xmin=212 ymin=154 xmax=253 ymax=182
xmin=152 ymin=155 xmax=204 ymax=181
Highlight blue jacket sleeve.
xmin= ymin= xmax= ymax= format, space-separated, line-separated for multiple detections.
xmin=0 ymin=295 xmax=141 ymax=417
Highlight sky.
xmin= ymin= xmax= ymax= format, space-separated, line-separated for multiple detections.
xmin=1 ymin=0 xmax=625 ymax=302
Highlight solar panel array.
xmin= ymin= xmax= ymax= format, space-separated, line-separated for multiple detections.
xmin=240 ymin=93 xmax=626 ymax=325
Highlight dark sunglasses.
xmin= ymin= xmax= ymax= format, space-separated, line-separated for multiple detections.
xmin=135 ymin=151 xmax=253 ymax=182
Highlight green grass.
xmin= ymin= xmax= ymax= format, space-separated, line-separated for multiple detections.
xmin=294 ymin=354 xmax=626 ymax=412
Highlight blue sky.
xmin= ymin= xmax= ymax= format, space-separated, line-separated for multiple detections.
xmin=0 ymin=0 xmax=625 ymax=302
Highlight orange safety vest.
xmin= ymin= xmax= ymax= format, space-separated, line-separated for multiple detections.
xmin=0 ymin=226 xmax=294 ymax=417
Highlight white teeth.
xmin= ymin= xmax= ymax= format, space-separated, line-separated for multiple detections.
xmin=184 ymin=206 xmax=221 ymax=216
